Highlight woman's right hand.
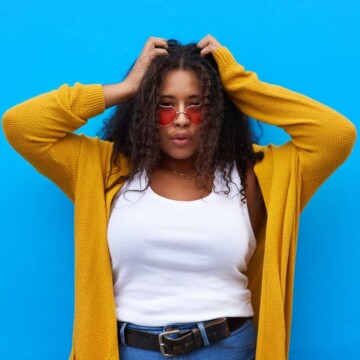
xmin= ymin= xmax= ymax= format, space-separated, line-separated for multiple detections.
xmin=104 ymin=37 xmax=168 ymax=108
xmin=124 ymin=37 xmax=168 ymax=96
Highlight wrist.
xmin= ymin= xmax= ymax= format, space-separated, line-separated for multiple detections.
xmin=121 ymin=80 xmax=138 ymax=100
xmin=103 ymin=81 xmax=136 ymax=108
xmin=212 ymin=47 xmax=237 ymax=67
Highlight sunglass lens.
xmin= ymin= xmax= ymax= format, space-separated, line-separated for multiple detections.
xmin=186 ymin=106 xmax=202 ymax=125
xmin=159 ymin=107 xmax=176 ymax=126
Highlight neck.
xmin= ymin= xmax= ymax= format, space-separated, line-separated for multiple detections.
xmin=159 ymin=153 xmax=197 ymax=174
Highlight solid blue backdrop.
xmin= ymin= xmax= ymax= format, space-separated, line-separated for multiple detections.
xmin=1 ymin=1 xmax=359 ymax=359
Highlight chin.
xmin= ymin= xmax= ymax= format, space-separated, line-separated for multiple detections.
xmin=162 ymin=149 xmax=198 ymax=161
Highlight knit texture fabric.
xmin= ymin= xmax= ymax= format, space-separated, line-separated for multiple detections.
xmin=2 ymin=47 xmax=356 ymax=360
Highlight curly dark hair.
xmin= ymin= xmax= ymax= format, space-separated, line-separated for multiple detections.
xmin=99 ymin=40 xmax=263 ymax=200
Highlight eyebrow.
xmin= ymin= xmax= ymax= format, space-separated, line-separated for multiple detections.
xmin=160 ymin=95 xmax=201 ymax=99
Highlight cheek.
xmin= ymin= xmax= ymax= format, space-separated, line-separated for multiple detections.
xmin=193 ymin=131 xmax=201 ymax=150
xmin=158 ymin=128 xmax=167 ymax=150
xmin=192 ymin=127 xmax=201 ymax=144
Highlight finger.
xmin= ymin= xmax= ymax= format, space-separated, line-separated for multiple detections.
xmin=146 ymin=37 xmax=168 ymax=49
xmin=199 ymin=47 xmax=211 ymax=57
xmin=200 ymin=44 xmax=218 ymax=57
xmin=148 ymin=48 xmax=168 ymax=60
xmin=149 ymin=36 xmax=168 ymax=43
xmin=197 ymin=34 xmax=214 ymax=48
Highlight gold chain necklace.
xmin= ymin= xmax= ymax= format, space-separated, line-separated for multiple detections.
xmin=170 ymin=169 xmax=197 ymax=180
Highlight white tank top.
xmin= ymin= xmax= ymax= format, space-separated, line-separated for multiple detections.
xmin=107 ymin=165 xmax=256 ymax=326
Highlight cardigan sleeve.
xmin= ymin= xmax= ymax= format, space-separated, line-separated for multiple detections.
xmin=213 ymin=47 xmax=357 ymax=208
xmin=2 ymin=83 xmax=106 ymax=201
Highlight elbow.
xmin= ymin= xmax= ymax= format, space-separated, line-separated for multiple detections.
xmin=347 ymin=121 xmax=357 ymax=145
xmin=311 ymin=116 xmax=357 ymax=171
xmin=330 ymin=117 xmax=357 ymax=164
xmin=2 ymin=106 xmax=29 ymax=153
xmin=2 ymin=108 xmax=18 ymax=146
xmin=340 ymin=119 xmax=356 ymax=158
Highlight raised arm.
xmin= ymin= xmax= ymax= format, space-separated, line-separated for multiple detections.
xmin=2 ymin=37 xmax=168 ymax=201
xmin=198 ymin=35 xmax=357 ymax=207
xmin=2 ymin=83 xmax=106 ymax=200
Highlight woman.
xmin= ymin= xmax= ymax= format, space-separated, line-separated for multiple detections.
xmin=2 ymin=35 xmax=356 ymax=360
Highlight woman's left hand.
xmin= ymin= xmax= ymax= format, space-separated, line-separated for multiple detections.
xmin=197 ymin=35 xmax=223 ymax=57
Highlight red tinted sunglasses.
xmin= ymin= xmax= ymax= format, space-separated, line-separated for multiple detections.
xmin=158 ymin=104 xmax=202 ymax=127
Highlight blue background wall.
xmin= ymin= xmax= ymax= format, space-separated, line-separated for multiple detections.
xmin=1 ymin=1 xmax=359 ymax=359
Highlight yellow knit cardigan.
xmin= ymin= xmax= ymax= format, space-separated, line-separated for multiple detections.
xmin=2 ymin=47 xmax=356 ymax=360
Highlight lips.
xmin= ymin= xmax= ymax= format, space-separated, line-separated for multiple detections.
xmin=170 ymin=133 xmax=192 ymax=147
xmin=170 ymin=133 xmax=192 ymax=140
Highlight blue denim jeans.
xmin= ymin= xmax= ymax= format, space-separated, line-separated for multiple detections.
xmin=118 ymin=319 xmax=257 ymax=359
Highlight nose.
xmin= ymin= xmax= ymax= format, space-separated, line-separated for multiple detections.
xmin=173 ymin=109 xmax=190 ymax=127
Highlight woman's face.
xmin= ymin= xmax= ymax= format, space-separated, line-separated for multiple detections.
xmin=158 ymin=69 xmax=202 ymax=162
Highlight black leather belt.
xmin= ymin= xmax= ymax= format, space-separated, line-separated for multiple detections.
xmin=118 ymin=317 xmax=251 ymax=357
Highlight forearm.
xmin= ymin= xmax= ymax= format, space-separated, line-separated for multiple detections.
xmin=213 ymin=47 xmax=356 ymax=179
xmin=2 ymin=83 xmax=104 ymax=152
xmin=2 ymin=83 xmax=107 ymax=201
